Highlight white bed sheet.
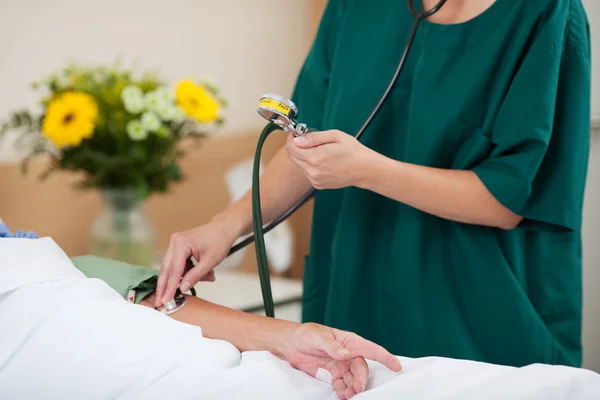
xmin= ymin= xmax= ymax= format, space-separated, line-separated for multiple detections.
xmin=0 ymin=237 xmax=599 ymax=400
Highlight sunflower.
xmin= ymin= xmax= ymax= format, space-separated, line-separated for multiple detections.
xmin=175 ymin=80 xmax=220 ymax=123
xmin=42 ymin=91 xmax=98 ymax=148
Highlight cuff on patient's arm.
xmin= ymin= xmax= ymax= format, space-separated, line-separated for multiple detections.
xmin=70 ymin=256 xmax=196 ymax=304
xmin=70 ymin=256 xmax=160 ymax=303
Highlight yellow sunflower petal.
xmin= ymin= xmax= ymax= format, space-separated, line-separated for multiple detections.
xmin=42 ymin=91 xmax=98 ymax=148
xmin=175 ymin=80 xmax=220 ymax=124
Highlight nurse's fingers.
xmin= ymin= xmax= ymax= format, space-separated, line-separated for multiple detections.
xmin=285 ymin=135 xmax=307 ymax=160
xmin=181 ymin=255 xmax=215 ymax=290
xmin=287 ymin=154 xmax=316 ymax=178
xmin=198 ymin=270 xmax=216 ymax=282
xmin=343 ymin=333 xmax=402 ymax=372
xmin=155 ymin=244 xmax=175 ymax=307
xmin=285 ymin=134 xmax=321 ymax=163
xmin=293 ymin=130 xmax=340 ymax=149
xmin=350 ymin=358 xmax=368 ymax=394
xmin=161 ymin=240 xmax=193 ymax=305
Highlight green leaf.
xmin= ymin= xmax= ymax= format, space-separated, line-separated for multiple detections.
xmin=130 ymin=143 xmax=146 ymax=162
xmin=166 ymin=161 xmax=182 ymax=181
xmin=39 ymin=165 xmax=57 ymax=181
xmin=135 ymin=182 xmax=151 ymax=200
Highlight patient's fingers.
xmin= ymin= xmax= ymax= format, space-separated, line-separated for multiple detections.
xmin=314 ymin=332 xmax=351 ymax=361
xmin=344 ymin=332 xmax=402 ymax=373
xmin=333 ymin=377 xmax=348 ymax=400
xmin=345 ymin=387 xmax=356 ymax=399
xmin=350 ymin=358 xmax=368 ymax=394
xmin=343 ymin=370 xmax=354 ymax=392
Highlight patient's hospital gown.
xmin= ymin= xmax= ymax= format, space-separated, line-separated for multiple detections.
xmin=293 ymin=0 xmax=591 ymax=367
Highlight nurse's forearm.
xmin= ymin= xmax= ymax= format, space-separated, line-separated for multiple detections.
xmin=212 ymin=146 xmax=313 ymax=238
xmin=359 ymin=154 xmax=523 ymax=229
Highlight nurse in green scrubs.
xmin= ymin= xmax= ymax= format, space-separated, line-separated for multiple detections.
xmin=157 ymin=0 xmax=591 ymax=368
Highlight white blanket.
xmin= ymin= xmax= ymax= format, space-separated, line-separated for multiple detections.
xmin=0 ymin=237 xmax=599 ymax=400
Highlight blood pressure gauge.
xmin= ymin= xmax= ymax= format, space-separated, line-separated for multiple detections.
xmin=257 ymin=93 xmax=308 ymax=137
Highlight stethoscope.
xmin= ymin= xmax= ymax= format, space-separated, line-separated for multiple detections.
xmin=176 ymin=0 xmax=449 ymax=318
xmin=232 ymin=0 xmax=449 ymax=255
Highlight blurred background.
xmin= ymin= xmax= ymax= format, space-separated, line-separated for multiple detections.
xmin=0 ymin=0 xmax=599 ymax=372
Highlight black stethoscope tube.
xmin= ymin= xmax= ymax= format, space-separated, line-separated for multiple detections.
xmin=227 ymin=0 xmax=446 ymax=257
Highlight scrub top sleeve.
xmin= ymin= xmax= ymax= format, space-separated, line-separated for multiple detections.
xmin=290 ymin=0 xmax=346 ymax=130
xmin=473 ymin=38 xmax=591 ymax=232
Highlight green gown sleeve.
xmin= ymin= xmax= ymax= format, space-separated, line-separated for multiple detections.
xmin=290 ymin=0 xmax=346 ymax=130
xmin=472 ymin=10 xmax=591 ymax=232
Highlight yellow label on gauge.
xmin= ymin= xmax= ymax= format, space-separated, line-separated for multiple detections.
xmin=259 ymin=98 xmax=291 ymax=116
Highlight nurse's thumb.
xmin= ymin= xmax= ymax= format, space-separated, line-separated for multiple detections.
xmin=317 ymin=334 xmax=351 ymax=360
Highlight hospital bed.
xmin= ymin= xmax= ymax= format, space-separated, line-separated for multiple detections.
xmin=1 ymin=237 xmax=599 ymax=399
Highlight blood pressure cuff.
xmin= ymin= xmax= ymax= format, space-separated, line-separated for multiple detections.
xmin=69 ymin=256 xmax=162 ymax=304
xmin=70 ymin=256 xmax=196 ymax=305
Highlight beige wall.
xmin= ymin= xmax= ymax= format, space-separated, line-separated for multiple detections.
xmin=0 ymin=0 xmax=327 ymax=278
xmin=0 ymin=133 xmax=315 ymax=279
xmin=0 ymin=0 xmax=319 ymax=160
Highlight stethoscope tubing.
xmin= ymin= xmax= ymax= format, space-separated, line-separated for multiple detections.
xmin=227 ymin=0 xmax=447 ymax=257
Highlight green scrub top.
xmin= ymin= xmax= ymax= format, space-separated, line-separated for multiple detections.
xmin=292 ymin=0 xmax=591 ymax=367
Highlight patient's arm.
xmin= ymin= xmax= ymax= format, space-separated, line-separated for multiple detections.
xmin=140 ymin=294 xmax=401 ymax=400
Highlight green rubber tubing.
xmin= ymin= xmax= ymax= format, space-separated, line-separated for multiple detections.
xmin=252 ymin=122 xmax=316 ymax=318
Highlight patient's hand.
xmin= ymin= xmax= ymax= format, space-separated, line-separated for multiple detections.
xmin=139 ymin=294 xmax=401 ymax=399
xmin=283 ymin=323 xmax=402 ymax=399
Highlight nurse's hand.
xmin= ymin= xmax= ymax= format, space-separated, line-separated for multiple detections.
xmin=155 ymin=221 xmax=238 ymax=307
xmin=283 ymin=323 xmax=402 ymax=399
xmin=285 ymin=130 xmax=373 ymax=190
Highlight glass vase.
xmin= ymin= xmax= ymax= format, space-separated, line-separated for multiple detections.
xmin=89 ymin=190 xmax=156 ymax=267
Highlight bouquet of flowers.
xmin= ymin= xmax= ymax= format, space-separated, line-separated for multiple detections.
xmin=0 ymin=63 xmax=227 ymax=199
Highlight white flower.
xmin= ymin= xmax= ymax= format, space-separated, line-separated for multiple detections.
xmin=144 ymin=90 xmax=170 ymax=113
xmin=124 ymin=97 xmax=144 ymax=114
xmin=172 ymin=106 xmax=186 ymax=123
xmin=156 ymin=105 xmax=174 ymax=121
xmin=126 ymin=120 xmax=148 ymax=141
xmin=121 ymin=86 xmax=144 ymax=114
xmin=154 ymin=87 xmax=175 ymax=104
xmin=122 ymin=85 xmax=143 ymax=100
xmin=144 ymin=92 xmax=159 ymax=112
xmin=141 ymin=112 xmax=161 ymax=132
xmin=157 ymin=104 xmax=187 ymax=122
